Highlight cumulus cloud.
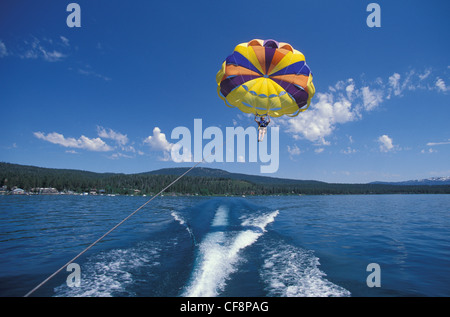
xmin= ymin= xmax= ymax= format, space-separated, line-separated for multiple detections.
xmin=144 ymin=127 xmax=174 ymax=152
xmin=282 ymin=68 xmax=448 ymax=145
xmin=97 ymin=126 xmax=129 ymax=146
xmin=377 ymin=135 xmax=394 ymax=152
xmin=144 ymin=127 xmax=193 ymax=162
xmin=34 ymin=131 xmax=113 ymax=151
xmin=283 ymin=83 xmax=356 ymax=145
xmin=361 ymin=86 xmax=383 ymax=111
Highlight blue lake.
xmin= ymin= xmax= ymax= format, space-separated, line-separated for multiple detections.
xmin=0 ymin=194 xmax=449 ymax=297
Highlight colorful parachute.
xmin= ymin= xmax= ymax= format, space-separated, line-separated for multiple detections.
xmin=216 ymin=39 xmax=315 ymax=117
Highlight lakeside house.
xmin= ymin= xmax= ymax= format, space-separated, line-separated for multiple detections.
xmin=40 ymin=188 xmax=59 ymax=195
xmin=29 ymin=187 xmax=59 ymax=195
xmin=11 ymin=188 xmax=26 ymax=195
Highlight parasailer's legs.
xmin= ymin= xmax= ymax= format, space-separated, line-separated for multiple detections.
xmin=258 ymin=127 xmax=267 ymax=142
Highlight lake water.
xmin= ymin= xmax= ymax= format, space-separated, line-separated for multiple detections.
xmin=0 ymin=194 xmax=449 ymax=297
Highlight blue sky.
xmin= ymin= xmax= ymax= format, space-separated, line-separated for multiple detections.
xmin=0 ymin=0 xmax=449 ymax=183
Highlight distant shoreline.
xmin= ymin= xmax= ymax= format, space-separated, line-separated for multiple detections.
xmin=1 ymin=162 xmax=450 ymax=196
xmin=2 ymin=191 xmax=450 ymax=197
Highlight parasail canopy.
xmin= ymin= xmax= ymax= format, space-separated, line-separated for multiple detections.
xmin=216 ymin=39 xmax=315 ymax=117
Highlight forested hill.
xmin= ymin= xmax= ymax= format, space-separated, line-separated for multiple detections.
xmin=1 ymin=162 xmax=449 ymax=195
xmin=143 ymin=167 xmax=325 ymax=185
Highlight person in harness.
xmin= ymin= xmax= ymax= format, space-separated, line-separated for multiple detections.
xmin=255 ymin=114 xmax=270 ymax=142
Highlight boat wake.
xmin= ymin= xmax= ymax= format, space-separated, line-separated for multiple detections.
xmin=181 ymin=204 xmax=278 ymax=297
xmin=54 ymin=198 xmax=350 ymax=297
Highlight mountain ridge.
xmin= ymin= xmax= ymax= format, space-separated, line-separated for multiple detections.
xmin=141 ymin=167 xmax=326 ymax=185
xmin=370 ymin=177 xmax=450 ymax=186
xmin=1 ymin=162 xmax=449 ymax=186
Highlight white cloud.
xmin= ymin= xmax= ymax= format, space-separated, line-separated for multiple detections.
xmin=287 ymin=144 xmax=301 ymax=159
xmin=426 ymin=139 xmax=450 ymax=146
xmin=78 ymin=67 xmax=111 ymax=81
xmin=418 ymin=69 xmax=431 ymax=80
xmin=387 ymin=70 xmax=449 ymax=96
xmin=109 ymin=152 xmax=134 ymax=160
xmin=282 ymin=68 xmax=448 ymax=145
xmin=122 ymin=145 xmax=136 ymax=152
xmin=377 ymin=134 xmax=394 ymax=152
xmin=34 ymin=131 xmax=113 ymax=151
xmin=341 ymin=147 xmax=357 ymax=154
xmin=169 ymin=143 xmax=193 ymax=162
xmin=144 ymin=128 xmax=193 ymax=162
xmin=0 ymin=40 xmax=8 ymax=57
xmin=388 ymin=73 xmax=401 ymax=97
xmin=60 ymin=36 xmax=70 ymax=47
xmin=284 ymin=91 xmax=355 ymax=145
xmin=97 ymin=126 xmax=128 ymax=146
xmin=435 ymin=77 xmax=448 ymax=92
xmin=314 ymin=148 xmax=324 ymax=153
xmin=361 ymin=86 xmax=383 ymax=111
xmin=144 ymin=127 xmax=174 ymax=152
xmin=19 ymin=37 xmax=66 ymax=62
xmin=345 ymin=80 xmax=355 ymax=99
xmin=41 ymin=50 xmax=66 ymax=62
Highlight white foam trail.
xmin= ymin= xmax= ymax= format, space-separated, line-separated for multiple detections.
xmin=171 ymin=211 xmax=196 ymax=245
xmin=54 ymin=245 xmax=161 ymax=297
xmin=241 ymin=210 xmax=279 ymax=232
xmin=261 ymin=243 xmax=351 ymax=297
xmin=183 ymin=209 xmax=278 ymax=297
xmin=211 ymin=205 xmax=229 ymax=227
xmin=171 ymin=211 xmax=185 ymax=225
